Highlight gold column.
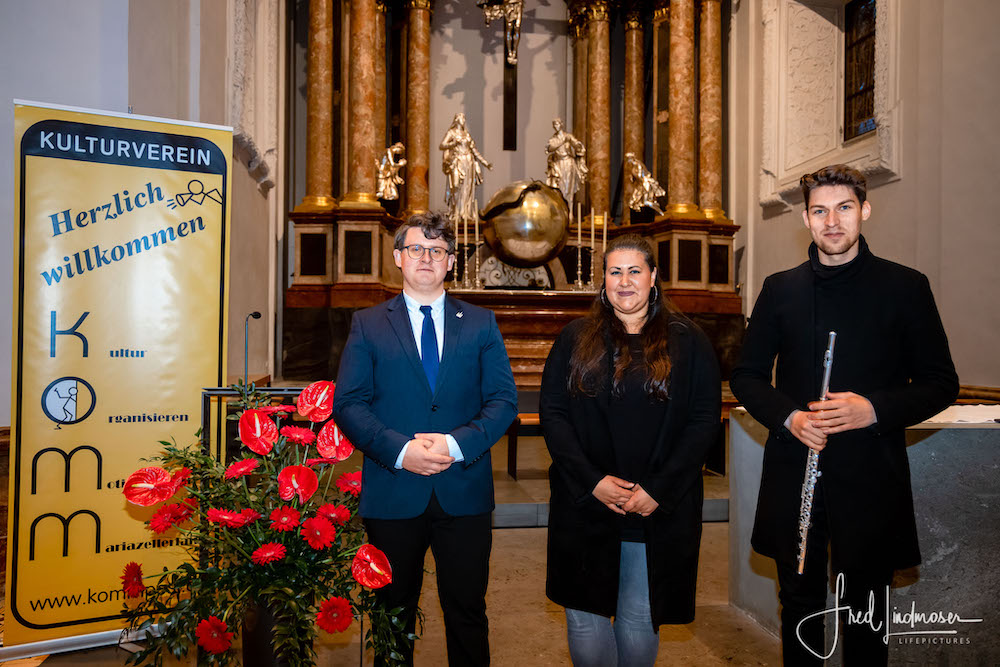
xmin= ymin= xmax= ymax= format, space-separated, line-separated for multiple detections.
xmin=405 ymin=0 xmax=432 ymax=214
xmin=623 ymin=5 xmax=645 ymax=224
xmin=666 ymin=0 xmax=700 ymax=217
xmin=296 ymin=0 xmax=336 ymax=211
xmin=374 ymin=0 xmax=387 ymax=152
xmin=343 ymin=0 xmax=380 ymax=207
xmin=586 ymin=0 xmax=611 ymax=218
xmin=699 ymin=0 xmax=727 ymax=220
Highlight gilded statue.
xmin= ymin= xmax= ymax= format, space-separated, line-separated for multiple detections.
xmin=477 ymin=0 xmax=523 ymax=65
xmin=625 ymin=152 xmax=665 ymax=215
xmin=375 ymin=142 xmax=406 ymax=201
xmin=440 ymin=112 xmax=493 ymax=223
xmin=545 ymin=118 xmax=588 ymax=209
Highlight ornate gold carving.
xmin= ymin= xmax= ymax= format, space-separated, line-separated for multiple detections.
xmin=568 ymin=2 xmax=589 ymax=40
xmin=654 ymin=0 xmax=670 ymax=22
xmin=625 ymin=10 xmax=643 ymax=31
xmin=375 ymin=0 xmax=388 ymax=12
xmin=586 ymin=0 xmax=610 ymax=23
xmin=406 ymin=0 xmax=432 ymax=11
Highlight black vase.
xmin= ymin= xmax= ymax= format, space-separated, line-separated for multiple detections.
xmin=242 ymin=603 xmax=313 ymax=667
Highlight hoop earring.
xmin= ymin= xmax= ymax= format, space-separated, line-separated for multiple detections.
xmin=649 ymin=283 xmax=660 ymax=303
xmin=601 ymin=287 xmax=610 ymax=308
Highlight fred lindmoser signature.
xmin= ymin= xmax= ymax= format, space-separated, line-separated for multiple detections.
xmin=796 ymin=572 xmax=984 ymax=660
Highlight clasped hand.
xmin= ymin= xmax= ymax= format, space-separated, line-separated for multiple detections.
xmin=789 ymin=391 xmax=876 ymax=452
xmin=592 ymin=476 xmax=659 ymax=517
xmin=402 ymin=432 xmax=454 ymax=476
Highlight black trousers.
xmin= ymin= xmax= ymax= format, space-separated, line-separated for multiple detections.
xmin=363 ymin=492 xmax=492 ymax=667
xmin=776 ymin=482 xmax=891 ymax=667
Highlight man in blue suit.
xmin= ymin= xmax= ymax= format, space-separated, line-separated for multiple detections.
xmin=333 ymin=211 xmax=517 ymax=666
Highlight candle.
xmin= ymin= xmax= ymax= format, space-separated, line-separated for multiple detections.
xmin=577 ymin=202 xmax=582 ymax=247
xmin=590 ymin=207 xmax=595 ymax=253
xmin=603 ymin=210 xmax=608 ymax=253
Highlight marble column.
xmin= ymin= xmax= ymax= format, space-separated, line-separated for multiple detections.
xmin=623 ymin=5 xmax=645 ymax=224
xmin=699 ymin=0 xmax=727 ymax=220
xmin=667 ymin=0 xmax=700 ymax=217
xmin=374 ymin=0 xmax=387 ymax=152
xmin=570 ymin=3 xmax=588 ymax=155
xmin=343 ymin=0 xmax=380 ymax=207
xmin=405 ymin=0 xmax=432 ymax=214
xmin=586 ymin=0 xmax=611 ymax=220
xmin=295 ymin=0 xmax=336 ymax=211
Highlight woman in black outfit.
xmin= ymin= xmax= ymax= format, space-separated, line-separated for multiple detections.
xmin=540 ymin=234 xmax=720 ymax=666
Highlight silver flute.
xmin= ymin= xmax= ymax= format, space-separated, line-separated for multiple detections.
xmin=796 ymin=331 xmax=836 ymax=575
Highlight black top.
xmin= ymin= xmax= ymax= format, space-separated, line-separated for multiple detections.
xmin=608 ymin=334 xmax=669 ymax=541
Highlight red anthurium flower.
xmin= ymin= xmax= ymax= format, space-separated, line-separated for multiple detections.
xmin=300 ymin=516 xmax=337 ymax=550
xmin=278 ymin=466 xmax=319 ymax=504
xmin=170 ymin=467 xmax=191 ymax=494
xmin=306 ymin=457 xmax=339 ymax=467
xmin=317 ymin=596 xmax=353 ymax=633
xmin=238 ymin=409 xmax=279 ymax=455
xmin=352 ymin=544 xmax=393 ymax=589
xmin=258 ymin=405 xmax=295 ymax=415
xmin=149 ymin=499 xmax=197 ymax=534
xmin=336 ymin=471 xmax=362 ymax=497
xmin=121 ymin=561 xmax=145 ymax=597
xmin=297 ymin=381 xmax=334 ymax=423
xmin=123 ymin=467 xmax=176 ymax=506
xmin=196 ymin=616 xmax=234 ymax=654
xmin=224 ymin=458 xmax=259 ymax=480
xmin=269 ymin=506 xmax=301 ymax=532
xmin=318 ymin=503 xmax=351 ymax=527
xmin=280 ymin=425 xmax=316 ymax=445
xmin=317 ymin=420 xmax=355 ymax=461
xmin=251 ymin=542 xmax=287 ymax=565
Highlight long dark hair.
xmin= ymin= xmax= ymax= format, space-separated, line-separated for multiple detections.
xmin=567 ymin=234 xmax=675 ymax=400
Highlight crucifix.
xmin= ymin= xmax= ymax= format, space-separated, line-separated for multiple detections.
xmin=477 ymin=0 xmax=523 ymax=150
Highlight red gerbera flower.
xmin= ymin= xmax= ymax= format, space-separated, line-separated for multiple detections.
xmin=352 ymin=544 xmax=393 ymax=589
xmin=278 ymin=465 xmax=319 ymax=504
xmin=206 ymin=508 xmax=256 ymax=528
xmin=280 ymin=425 xmax=316 ymax=445
xmin=251 ymin=542 xmax=287 ymax=565
xmin=196 ymin=616 xmax=234 ymax=654
xmin=297 ymin=381 xmax=335 ymax=423
xmin=123 ymin=467 xmax=176 ymax=506
xmin=238 ymin=409 xmax=279 ymax=455
xmin=317 ymin=420 xmax=355 ymax=461
xmin=269 ymin=506 xmax=301 ymax=532
xmin=258 ymin=405 xmax=295 ymax=415
xmin=224 ymin=458 xmax=260 ymax=480
xmin=300 ymin=516 xmax=337 ymax=550
xmin=121 ymin=561 xmax=145 ymax=598
xmin=336 ymin=471 xmax=362 ymax=497
xmin=149 ymin=498 xmax=198 ymax=534
xmin=318 ymin=503 xmax=351 ymax=526
xmin=317 ymin=596 xmax=353 ymax=633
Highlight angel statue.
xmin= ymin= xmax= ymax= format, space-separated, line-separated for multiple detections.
xmin=545 ymin=118 xmax=588 ymax=209
xmin=375 ymin=142 xmax=406 ymax=201
xmin=477 ymin=0 xmax=523 ymax=65
xmin=440 ymin=112 xmax=493 ymax=224
xmin=625 ymin=152 xmax=665 ymax=215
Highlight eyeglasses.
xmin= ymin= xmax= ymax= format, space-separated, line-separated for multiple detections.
xmin=401 ymin=244 xmax=450 ymax=262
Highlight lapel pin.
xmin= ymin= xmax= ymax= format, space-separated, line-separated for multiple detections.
xmin=456 ymin=311 xmax=464 ymax=318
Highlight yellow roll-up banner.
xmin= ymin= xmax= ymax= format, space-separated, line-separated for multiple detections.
xmin=7 ymin=102 xmax=232 ymax=645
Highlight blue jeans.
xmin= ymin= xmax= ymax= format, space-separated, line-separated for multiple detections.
xmin=565 ymin=541 xmax=659 ymax=667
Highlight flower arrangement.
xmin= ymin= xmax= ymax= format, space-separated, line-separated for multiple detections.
xmin=119 ymin=381 xmax=413 ymax=666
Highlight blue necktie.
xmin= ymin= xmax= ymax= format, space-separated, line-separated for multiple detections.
xmin=419 ymin=305 xmax=439 ymax=390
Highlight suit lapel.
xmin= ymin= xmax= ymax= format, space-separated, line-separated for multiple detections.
xmin=385 ymin=294 xmax=433 ymax=395
xmin=434 ymin=295 xmax=466 ymax=396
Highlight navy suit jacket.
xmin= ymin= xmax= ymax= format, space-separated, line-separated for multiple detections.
xmin=333 ymin=293 xmax=518 ymax=519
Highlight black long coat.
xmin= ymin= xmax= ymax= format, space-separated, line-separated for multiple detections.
xmin=730 ymin=239 xmax=959 ymax=570
xmin=540 ymin=315 xmax=721 ymax=627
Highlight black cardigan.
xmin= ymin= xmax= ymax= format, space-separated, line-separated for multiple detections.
xmin=540 ymin=315 xmax=721 ymax=626
xmin=730 ymin=238 xmax=959 ymax=570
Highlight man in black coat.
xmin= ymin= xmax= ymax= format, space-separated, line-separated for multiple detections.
xmin=730 ymin=165 xmax=958 ymax=665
